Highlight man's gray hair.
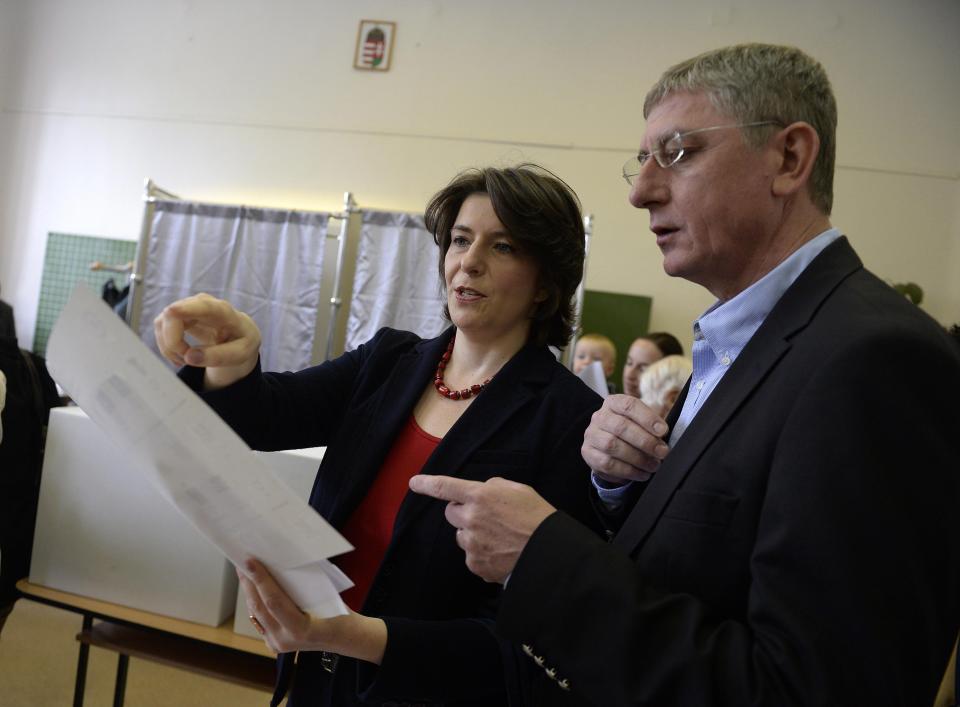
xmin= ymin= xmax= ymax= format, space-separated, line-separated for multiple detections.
xmin=644 ymin=43 xmax=837 ymax=215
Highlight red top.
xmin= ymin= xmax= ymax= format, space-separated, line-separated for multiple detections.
xmin=334 ymin=415 xmax=441 ymax=611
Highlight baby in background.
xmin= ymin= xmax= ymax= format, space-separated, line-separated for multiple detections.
xmin=572 ymin=333 xmax=617 ymax=379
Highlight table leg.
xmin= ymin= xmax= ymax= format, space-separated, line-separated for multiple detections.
xmin=73 ymin=614 xmax=92 ymax=707
xmin=112 ymin=653 xmax=129 ymax=707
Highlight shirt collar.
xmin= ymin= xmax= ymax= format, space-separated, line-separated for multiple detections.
xmin=695 ymin=228 xmax=842 ymax=365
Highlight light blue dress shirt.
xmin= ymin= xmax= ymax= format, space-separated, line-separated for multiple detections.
xmin=594 ymin=228 xmax=842 ymax=507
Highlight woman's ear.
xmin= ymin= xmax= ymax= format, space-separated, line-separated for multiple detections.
xmin=771 ymin=121 xmax=821 ymax=200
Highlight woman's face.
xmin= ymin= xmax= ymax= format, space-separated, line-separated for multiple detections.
xmin=444 ymin=194 xmax=544 ymax=346
xmin=622 ymin=339 xmax=663 ymax=398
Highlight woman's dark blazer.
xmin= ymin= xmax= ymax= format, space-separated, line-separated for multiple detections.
xmin=183 ymin=326 xmax=604 ymax=707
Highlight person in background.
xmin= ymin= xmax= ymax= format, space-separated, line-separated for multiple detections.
xmin=572 ymin=332 xmax=617 ymax=387
xmin=0 ymin=282 xmax=16 ymax=340
xmin=0 ymin=300 xmax=61 ymax=636
xmin=153 ymin=164 xmax=604 ymax=707
xmin=621 ymin=331 xmax=683 ymax=398
xmin=411 ymin=43 xmax=960 ymax=706
xmin=637 ymin=354 xmax=691 ymax=419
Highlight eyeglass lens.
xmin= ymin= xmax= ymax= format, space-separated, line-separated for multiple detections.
xmin=623 ymin=133 xmax=685 ymax=185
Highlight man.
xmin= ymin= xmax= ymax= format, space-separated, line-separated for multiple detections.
xmin=411 ymin=44 xmax=960 ymax=705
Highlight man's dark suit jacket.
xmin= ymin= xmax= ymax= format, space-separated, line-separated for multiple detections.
xmin=184 ymin=326 xmax=604 ymax=707
xmin=498 ymin=237 xmax=960 ymax=706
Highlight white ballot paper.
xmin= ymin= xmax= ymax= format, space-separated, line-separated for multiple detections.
xmin=576 ymin=360 xmax=610 ymax=399
xmin=46 ymin=285 xmax=354 ymax=617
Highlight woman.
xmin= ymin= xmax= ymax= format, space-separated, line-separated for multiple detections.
xmin=621 ymin=331 xmax=684 ymax=399
xmin=638 ymin=354 xmax=693 ymax=418
xmin=154 ymin=164 xmax=603 ymax=707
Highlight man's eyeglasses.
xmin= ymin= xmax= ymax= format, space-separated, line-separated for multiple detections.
xmin=622 ymin=121 xmax=782 ymax=185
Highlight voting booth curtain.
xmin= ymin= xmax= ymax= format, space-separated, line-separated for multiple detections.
xmin=136 ymin=200 xmax=329 ymax=373
xmin=344 ymin=210 xmax=447 ymax=352
xmin=129 ymin=185 xmax=548 ymax=368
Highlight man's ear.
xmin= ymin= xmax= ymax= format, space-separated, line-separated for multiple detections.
xmin=771 ymin=122 xmax=820 ymax=199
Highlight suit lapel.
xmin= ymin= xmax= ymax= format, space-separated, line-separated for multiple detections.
xmin=612 ymin=338 xmax=791 ymax=552
xmin=612 ymin=237 xmax=863 ymax=554
xmin=665 ymin=378 xmax=690 ymax=430
xmin=391 ymin=343 xmax=554 ymax=540
xmin=323 ymin=329 xmax=453 ymax=527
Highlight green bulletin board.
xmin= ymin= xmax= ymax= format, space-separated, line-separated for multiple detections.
xmin=33 ymin=232 xmax=138 ymax=357
xmin=579 ymin=289 xmax=653 ymax=386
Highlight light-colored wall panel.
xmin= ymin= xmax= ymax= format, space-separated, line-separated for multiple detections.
xmin=8 ymin=0 xmax=956 ymax=174
xmin=0 ymin=0 xmax=22 ymax=109
xmin=831 ymin=169 xmax=958 ymax=321
xmin=950 ymin=185 xmax=960 ymax=328
xmin=1 ymin=0 xmax=957 ymax=349
xmin=0 ymin=0 xmax=25 ymax=298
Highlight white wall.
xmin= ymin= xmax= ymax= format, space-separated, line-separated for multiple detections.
xmin=1 ymin=0 xmax=958 ymax=349
xmin=0 ymin=1 xmax=18 ymax=106
xmin=0 ymin=0 xmax=25 ymax=307
xmin=951 ymin=184 xmax=960 ymax=327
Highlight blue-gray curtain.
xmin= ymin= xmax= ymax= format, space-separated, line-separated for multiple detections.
xmin=137 ymin=200 xmax=329 ymax=373
xmin=345 ymin=210 xmax=447 ymax=351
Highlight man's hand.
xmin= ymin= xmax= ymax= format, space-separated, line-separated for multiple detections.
xmin=582 ymin=394 xmax=671 ymax=484
xmin=238 ymin=558 xmax=387 ymax=663
xmin=408 ymin=475 xmax=555 ymax=584
xmin=153 ymin=293 xmax=262 ymax=389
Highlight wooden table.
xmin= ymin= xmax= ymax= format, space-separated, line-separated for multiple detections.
xmin=16 ymin=579 xmax=276 ymax=707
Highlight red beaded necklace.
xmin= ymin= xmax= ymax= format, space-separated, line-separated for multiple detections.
xmin=434 ymin=334 xmax=492 ymax=401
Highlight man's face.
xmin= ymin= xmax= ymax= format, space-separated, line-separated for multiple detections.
xmin=630 ymin=91 xmax=780 ymax=300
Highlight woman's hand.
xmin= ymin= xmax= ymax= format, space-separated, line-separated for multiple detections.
xmin=153 ymin=293 xmax=262 ymax=390
xmin=238 ymin=558 xmax=387 ymax=664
